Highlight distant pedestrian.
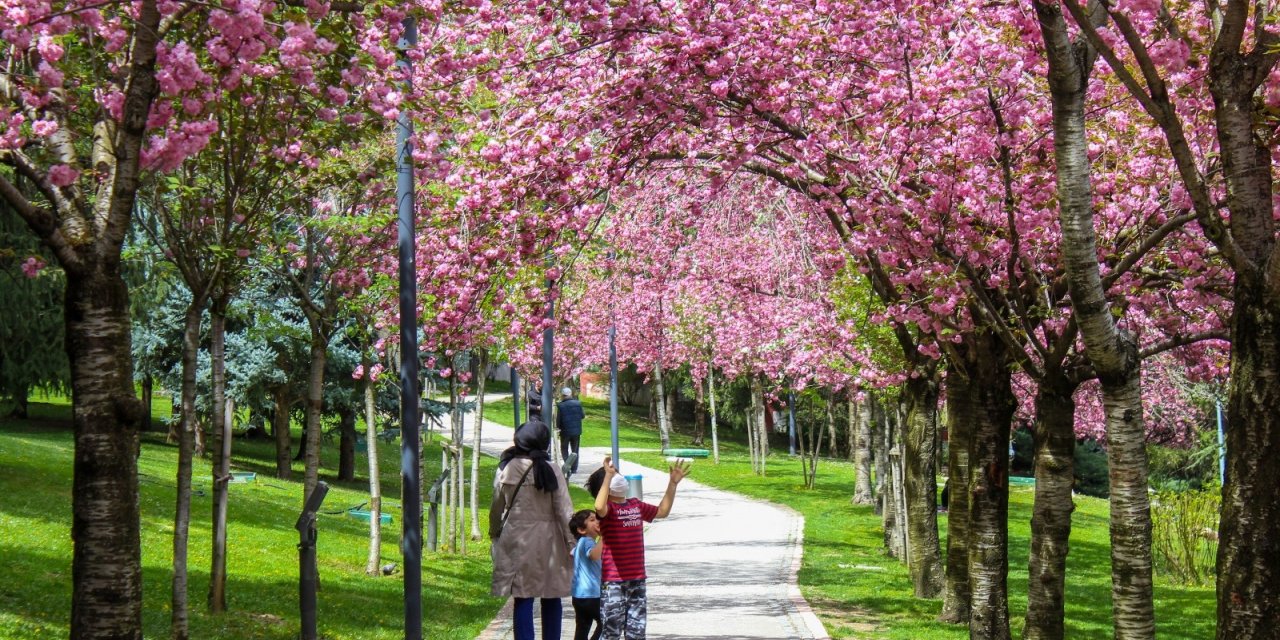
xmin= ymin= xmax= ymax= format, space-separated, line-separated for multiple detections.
xmin=490 ymin=420 xmax=575 ymax=640
xmin=557 ymin=387 xmax=585 ymax=475
xmin=569 ymin=509 xmax=604 ymax=640
xmin=529 ymin=384 xmax=544 ymax=421
xmin=594 ymin=456 xmax=690 ymax=640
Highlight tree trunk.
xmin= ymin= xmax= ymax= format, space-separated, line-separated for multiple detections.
xmin=67 ymin=272 xmax=146 ymax=640
xmin=852 ymin=396 xmax=874 ymax=505
xmin=272 ymin=387 xmax=292 ymax=480
xmin=1036 ymin=7 xmax=1155 ymax=636
xmin=826 ymin=397 xmax=840 ymax=460
xmin=338 ymin=405 xmax=357 ymax=482
xmin=1024 ymin=372 xmax=1077 ymax=640
xmin=901 ymin=373 xmax=944 ymax=598
xmin=654 ymin=365 xmax=671 ymax=450
xmin=1219 ymin=280 xmax=1280 ymax=639
xmin=692 ymin=377 xmax=706 ymax=446
xmin=209 ymin=303 xmax=230 ymax=613
xmin=939 ymin=362 xmax=973 ymax=625
xmin=363 ymin=353 xmax=382 ymax=575
xmin=962 ymin=331 xmax=1014 ymax=640
xmin=171 ymin=302 xmax=202 ymax=639
xmin=10 ymin=388 xmax=30 ymax=419
xmin=303 ymin=330 xmax=327 ymax=503
xmin=878 ymin=398 xmax=903 ymax=557
xmin=750 ymin=376 xmax=767 ymax=475
xmin=753 ymin=375 xmax=769 ymax=472
xmin=140 ymin=376 xmax=153 ymax=431
xmin=470 ymin=349 xmax=488 ymax=541
xmin=1207 ymin=23 xmax=1280 ymax=640
xmin=708 ymin=367 xmax=720 ymax=463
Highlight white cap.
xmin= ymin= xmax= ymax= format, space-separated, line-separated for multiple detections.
xmin=608 ymin=474 xmax=629 ymax=497
xmin=561 ymin=386 xmax=573 ymax=397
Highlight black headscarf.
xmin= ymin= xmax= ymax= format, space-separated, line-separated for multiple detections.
xmin=498 ymin=420 xmax=559 ymax=493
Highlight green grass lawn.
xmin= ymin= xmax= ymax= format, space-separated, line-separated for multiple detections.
xmin=626 ymin=441 xmax=1215 ymax=639
xmin=1 ymin=390 xmax=1217 ymax=638
xmin=0 ymin=393 xmax=589 ymax=640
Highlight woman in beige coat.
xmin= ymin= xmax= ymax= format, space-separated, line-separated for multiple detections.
xmin=490 ymin=420 xmax=575 ymax=640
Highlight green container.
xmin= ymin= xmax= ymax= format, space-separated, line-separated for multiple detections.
xmin=662 ymin=448 xmax=710 ymax=458
xmin=1009 ymin=476 xmax=1036 ymax=486
xmin=228 ymin=471 xmax=256 ymax=484
xmin=347 ymin=509 xmax=393 ymax=525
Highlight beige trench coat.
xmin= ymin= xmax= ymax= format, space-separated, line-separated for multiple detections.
xmin=489 ymin=457 xmax=575 ymax=598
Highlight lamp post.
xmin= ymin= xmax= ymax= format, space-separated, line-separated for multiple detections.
xmin=394 ymin=16 xmax=422 ymax=640
xmin=297 ymin=481 xmax=330 ymax=640
xmin=788 ymin=391 xmax=797 ymax=456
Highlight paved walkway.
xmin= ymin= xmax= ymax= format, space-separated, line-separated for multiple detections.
xmin=440 ymin=395 xmax=830 ymax=640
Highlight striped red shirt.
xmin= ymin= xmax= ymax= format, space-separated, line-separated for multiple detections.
xmin=600 ymin=498 xmax=658 ymax=582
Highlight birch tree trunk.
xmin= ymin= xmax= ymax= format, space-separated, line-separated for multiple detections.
xmin=879 ymin=400 xmax=903 ymax=557
xmin=852 ymin=396 xmax=875 ymax=505
xmin=939 ymin=362 xmax=973 ymax=625
xmin=303 ymin=328 xmax=327 ymax=504
xmin=708 ymin=367 xmax=720 ymax=464
xmin=1024 ymin=371 xmax=1078 ymax=640
xmin=755 ymin=376 xmax=769 ymax=472
xmin=962 ymin=330 xmax=1014 ymax=640
xmin=171 ymin=303 xmax=203 ymax=639
xmin=1035 ymin=6 xmax=1155 ymax=635
xmin=470 ymin=349 xmax=488 ymax=541
xmin=1202 ymin=7 xmax=1280 ymax=637
xmin=363 ymin=354 xmax=382 ymax=575
xmin=826 ymin=396 xmax=839 ymax=460
xmin=693 ymin=378 xmax=706 ymax=446
xmin=654 ymin=365 xmax=671 ymax=450
xmin=208 ymin=302 xmax=230 ymax=613
xmin=901 ymin=373 xmax=944 ymax=598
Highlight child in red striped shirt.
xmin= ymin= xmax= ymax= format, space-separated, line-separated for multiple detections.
xmin=592 ymin=456 xmax=690 ymax=640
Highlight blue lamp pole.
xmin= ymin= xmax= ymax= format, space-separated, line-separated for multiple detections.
xmin=395 ymin=16 xmax=422 ymax=640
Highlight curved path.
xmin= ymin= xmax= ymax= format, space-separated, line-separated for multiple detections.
xmin=446 ymin=398 xmax=831 ymax=640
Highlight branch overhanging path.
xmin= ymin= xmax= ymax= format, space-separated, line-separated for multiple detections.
xmin=447 ymin=392 xmax=832 ymax=640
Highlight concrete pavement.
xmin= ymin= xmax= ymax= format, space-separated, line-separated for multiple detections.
xmin=445 ymin=397 xmax=831 ymax=640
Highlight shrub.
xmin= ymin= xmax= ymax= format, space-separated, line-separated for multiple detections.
xmin=1073 ymin=438 xmax=1110 ymax=498
xmin=1147 ymin=428 xmax=1220 ymax=492
xmin=1151 ymin=489 xmax=1220 ymax=586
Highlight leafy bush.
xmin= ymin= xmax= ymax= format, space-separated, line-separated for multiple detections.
xmin=1151 ymin=489 xmax=1220 ymax=586
xmin=1147 ymin=428 xmax=1221 ymax=492
xmin=1073 ymin=438 xmax=1110 ymax=498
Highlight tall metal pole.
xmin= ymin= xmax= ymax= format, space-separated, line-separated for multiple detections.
xmin=788 ymin=391 xmax=797 ymax=456
xmin=609 ymin=323 xmax=620 ymax=470
xmin=542 ymin=272 xmax=555 ymax=436
xmin=395 ymin=16 xmax=422 ymax=640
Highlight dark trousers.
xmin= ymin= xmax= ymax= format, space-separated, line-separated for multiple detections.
xmin=560 ymin=433 xmax=581 ymax=473
xmin=572 ymin=596 xmax=602 ymax=640
xmin=513 ymin=597 xmax=561 ymax=640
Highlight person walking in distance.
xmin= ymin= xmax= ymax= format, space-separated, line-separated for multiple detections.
xmin=490 ymin=421 xmax=575 ymax=640
xmin=569 ymin=509 xmax=604 ymax=640
xmin=594 ymin=456 xmax=690 ymax=639
xmin=557 ymin=386 xmax=585 ymax=476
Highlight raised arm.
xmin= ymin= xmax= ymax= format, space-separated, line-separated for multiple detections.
xmin=655 ymin=460 xmax=690 ymax=519
xmin=594 ymin=457 xmax=617 ymax=517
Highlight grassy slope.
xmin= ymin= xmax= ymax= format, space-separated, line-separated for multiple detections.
xmin=0 ymin=392 xmax=1216 ymax=639
xmin=502 ymin=394 xmax=1214 ymax=639
xmin=0 ymin=394 xmax=588 ymax=640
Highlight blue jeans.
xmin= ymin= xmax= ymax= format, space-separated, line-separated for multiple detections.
xmin=513 ymin=597 xmax=562 ymax=640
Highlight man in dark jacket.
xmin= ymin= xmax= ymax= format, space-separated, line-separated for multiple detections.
xmin=556 ymin=387 xmax=585 ymax=475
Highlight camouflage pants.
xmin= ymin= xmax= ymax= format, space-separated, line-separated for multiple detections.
xmin=600 ymin=580 xmax=647 ymax=640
